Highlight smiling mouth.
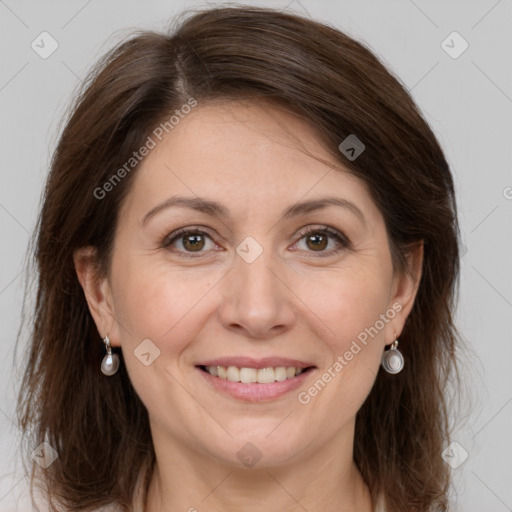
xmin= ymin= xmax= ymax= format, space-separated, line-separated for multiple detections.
xmin=197 ymin=365 xmax=316 ymax=384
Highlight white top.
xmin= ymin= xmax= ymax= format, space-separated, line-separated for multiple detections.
xmin=374 ymin=492 xmax=386 ymax=512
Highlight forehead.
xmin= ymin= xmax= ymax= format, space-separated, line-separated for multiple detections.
xmin=144 ymin=99 xmax=336 ymax=176
xmin=119 ymin=99 xmax=379 ymax=225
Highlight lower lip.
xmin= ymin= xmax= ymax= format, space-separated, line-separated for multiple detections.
xmin=196 ymin=366 xmax=315 ymax=402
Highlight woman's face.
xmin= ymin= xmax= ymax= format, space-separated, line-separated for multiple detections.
xmin=80 ymin=99 xmax=420 ymax=469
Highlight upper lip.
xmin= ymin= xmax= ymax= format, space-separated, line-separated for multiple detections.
xmin=197 ymin=357 xmax=316 ymax=370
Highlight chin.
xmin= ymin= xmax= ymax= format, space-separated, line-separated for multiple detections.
xmin=203 ymin=428 xmax=308 ymax=469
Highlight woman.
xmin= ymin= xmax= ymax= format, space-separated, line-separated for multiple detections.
xmin=17 ymin=5 xmax=462 ymax=511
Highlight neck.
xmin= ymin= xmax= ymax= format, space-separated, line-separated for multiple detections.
xmin=144 ymin=422 xmax=374 ymax=512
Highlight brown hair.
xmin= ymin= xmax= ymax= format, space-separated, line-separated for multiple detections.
xmin=17 ymin=5 xmax=463 ymax=511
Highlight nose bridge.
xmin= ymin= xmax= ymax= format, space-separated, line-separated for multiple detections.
xmin=218 ymin=239 xmax=294 ymax=337
xmin=237 ymin=245 xmax=279 ymax=298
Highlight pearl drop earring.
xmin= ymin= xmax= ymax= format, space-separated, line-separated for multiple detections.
xmin=100 ymin=334 xmax=120 ymax=376
xmin=381 ymin=338 xmax=404 ymax=374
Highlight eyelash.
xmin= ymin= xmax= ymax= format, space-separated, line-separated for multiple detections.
xmin=162 ymin=225 xmax=351 ymax=259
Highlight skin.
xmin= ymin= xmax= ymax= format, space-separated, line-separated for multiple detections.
xmin=75 ymin=99 xmax=422 ymax=512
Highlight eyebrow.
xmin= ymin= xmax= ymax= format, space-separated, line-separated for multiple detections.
xmin=141 ymin=195 xmax=366 ymax=226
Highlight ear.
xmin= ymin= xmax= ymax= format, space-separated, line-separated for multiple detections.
xmin=73 ymin=246 xmax=121 ymax=347
xmin=386 ymin=241 xmax=424 ymax=344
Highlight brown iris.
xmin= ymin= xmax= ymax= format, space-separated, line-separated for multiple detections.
xmin=305 ymin=232 xmax=328 ymax=251
xmin=182 ymin=233 xmax=205 ymax=252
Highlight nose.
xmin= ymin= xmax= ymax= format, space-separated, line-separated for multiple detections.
xmin=217 ymin=248 xmax=296 ymax=339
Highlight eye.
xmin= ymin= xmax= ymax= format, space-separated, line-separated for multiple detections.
xmin=162 ymin=225 xmax=351 ymax=258
xmin=293 ymin=225 xmax=351 ymax=257
xmin=162 ymin=227 xmax=218 ymax=257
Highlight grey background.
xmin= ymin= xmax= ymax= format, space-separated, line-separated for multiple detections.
xmin=1 ymin=1 xmax=511 ymax=510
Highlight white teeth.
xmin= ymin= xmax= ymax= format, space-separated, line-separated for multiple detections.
xmin=204 ymin=365 xmax=307 ymax=383
xmin=286 ymin=367 xmax=296 ymax=378
xmin=275 ymin=367 xmax=287 ymax=381
xmin=257 ymin=368 xmax=275 ymax=384
xmin=226 ymin=366 xmax=239 ymax=382
xmin=240 ymin=367 xmax=257 ymax=383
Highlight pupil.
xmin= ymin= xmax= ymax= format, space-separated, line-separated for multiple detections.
xmin=184 ymin=234 xmax=204 ymax=251
xmin=307 ymin=234 xmax=327 ymax=251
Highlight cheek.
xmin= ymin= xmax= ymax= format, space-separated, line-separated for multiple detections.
xmin=295 ymin=266 xmax=392 ymax=422
xmin=311 ymin=265 xmax=392 ymax=346
xmin=109 ymin=261 xmax=214 ymax=413
xmin=111 ymin=257 xmax=216 ymax=352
